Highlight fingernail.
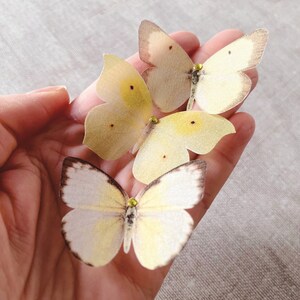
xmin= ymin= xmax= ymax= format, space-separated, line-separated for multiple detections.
xmin=27 ymin=85 xmax=67 ymax=94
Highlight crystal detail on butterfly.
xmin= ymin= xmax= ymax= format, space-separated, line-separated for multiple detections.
xmin=128 ymin=198 xmax=138 ymax=207
xmin=149 ymin=115 xmax=159 ymax=124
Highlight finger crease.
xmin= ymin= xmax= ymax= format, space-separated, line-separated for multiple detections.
xmin=213 ymin=147 xmax=236 ymax=169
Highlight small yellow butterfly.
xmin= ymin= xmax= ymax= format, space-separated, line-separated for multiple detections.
xmin=139 ymin=20 xmax=268 ymax=114
xmin=61 ymin=157 xmax=206 ymax=270
xmin=83 ymin=54 xmax=235 ymax=184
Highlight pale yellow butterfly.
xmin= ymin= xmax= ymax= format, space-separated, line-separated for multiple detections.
xmin=139 ymin=20 xmax=268 ymax=114
xmin=83 ymin=54 xmax=235 ymax=184
xmin=61 ymin=157 xmax=206 ymax=270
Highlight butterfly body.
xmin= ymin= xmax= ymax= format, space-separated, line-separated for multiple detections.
xmin=131 ymin=116 xmax=159 ymax=154
xmin=123 ymin=200 xmax=138 ymax=253
xmin=61 ymin=157 xmax=207 ymax=270
xmin=188 ymin=64 xmax=204 ymax=110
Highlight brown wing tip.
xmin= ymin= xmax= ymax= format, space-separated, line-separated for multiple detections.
xmin=60 ymin=157 xmax=78 ymax=205
xmin=60 ymin=156 xmax=128 ymax=203
xmin=139 ymin=19 xmax=163 ymax=33
xmin=139 ymin=20 xmax=166 ymax=63
xmin=250 ymin=28 xmax=269 ymax=66
xmin=253 ymin=28 xmax=269 ymax=45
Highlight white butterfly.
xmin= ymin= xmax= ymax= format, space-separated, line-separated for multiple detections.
xmin=139 ymin=20 xmax=268 ymax=114
xmin=61 ymin=157 xmax=206 ymax=270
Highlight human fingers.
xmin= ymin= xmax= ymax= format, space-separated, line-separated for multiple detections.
xmin=70 ymin=31 xmax=200 ymax=123
xmin=189 ymin=112 xmax=255 ymax=223
xmin=0 ymin=86 xmax=69 ymax=167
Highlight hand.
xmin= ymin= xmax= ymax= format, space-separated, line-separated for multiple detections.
xmin=0 ymin=29 xmax=255 ymax=299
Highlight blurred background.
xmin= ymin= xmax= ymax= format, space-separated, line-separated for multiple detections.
xmin=1 ymin=0 xmax=299 ymax=299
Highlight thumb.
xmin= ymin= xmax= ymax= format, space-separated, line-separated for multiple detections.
xmin=0 ymin=86 xmax=69 ymax=167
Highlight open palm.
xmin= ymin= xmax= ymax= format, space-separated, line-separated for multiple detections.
xmin=0 ymin=29 xmax=256 ymax=300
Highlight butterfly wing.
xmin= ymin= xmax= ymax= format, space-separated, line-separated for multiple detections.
xmin=203 ymin=29 xmax=268 ymax=74
xmin=139 ymin=20 xmax=193 ymax=112
xmin=132 ymin=111 xmax=235 ymax=184
xmin=83 ymin=54 xmax=153 ymax=159
xmin=194 ymin=72 xmax=252 ymax=114
xmin=194 ymin=29 xmax=268 ymax=113
xmin=132 ymin=160 xmax=206 ymax=270
xmin=84 ymin=104 xmax=149 ymax=160
xmin=61 ymin=157 xmax=127 ymax=267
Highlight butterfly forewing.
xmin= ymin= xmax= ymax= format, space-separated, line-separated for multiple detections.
xmin=203 ymin=28 xmax=268 ymax=75
xmin=61 ymin=157 xmax=127 ymax=210
xmin=96 ymin=54 xmax=153 ymax=118
xmin=132 ymin=160 xmax=206 ymax=269
xmin=139 ymin=20 xmax=192 ymax=69
xmin=137 ymin=160 xmax=206 ymax=209
xmin=139 ymin=20 xmax=193 ymax=112
xmin=61 ymin=157 xmax=127 ymax=266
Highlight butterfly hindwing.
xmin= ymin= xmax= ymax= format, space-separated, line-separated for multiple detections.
xmin=139 ymin=20 xmax=192 ymax=70
xmin=143 ymin=67 xmax=192 ymax=113
xmin=83 ymin=104 xmax=147 ymax=160
xmin=194 ymin=72 xmax=252 ymax=114
xmin=61 ymin=157 xmax=127 ymax=267
xmin=133 ymin=210 xmax=194 ymax=270
xmin=62 ymin=209 xmax=124 ymax=267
